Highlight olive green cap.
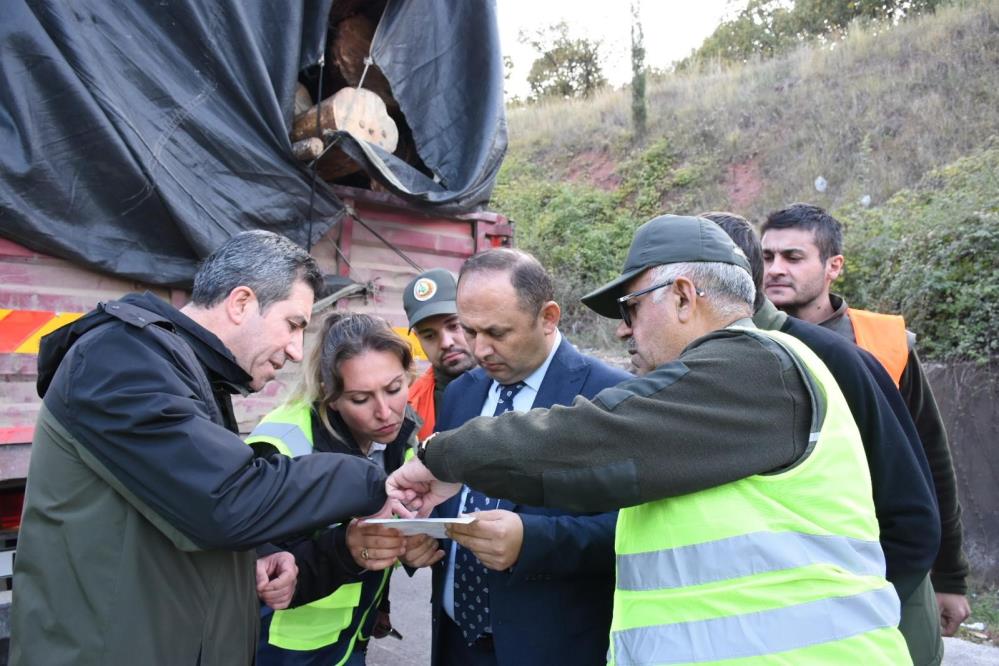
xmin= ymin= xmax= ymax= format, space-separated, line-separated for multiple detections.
xmin=581 ymin=215 xmax=752 ymax=319
xmin=403 ymin=268 xmax=458 ymax=330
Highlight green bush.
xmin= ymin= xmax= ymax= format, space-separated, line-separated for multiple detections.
xmin=838 ymin=142 xmax=999 ymax=361
xmin=492 ymin=158 xmax=636 ymax=348
xmin=498 ymin=3 xmax=999 ymax=357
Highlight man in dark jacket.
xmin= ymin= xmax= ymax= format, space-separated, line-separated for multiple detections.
xmin=704 ymin=212 xmax=941 ymax=597
xmin=11 ymin=231 xmax=391 ymax=666
xmin=761 ymin=203 xmax=969 ymax=664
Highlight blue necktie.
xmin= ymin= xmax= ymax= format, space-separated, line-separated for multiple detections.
xmin=453 ymin=381 xmax=526 ymax=644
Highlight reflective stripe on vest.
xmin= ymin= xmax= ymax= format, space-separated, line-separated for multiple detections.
xmin=610 ymin=327 xmax=910 ymax=666
xmin=249 ymin=421 xmax=313 ymax=457
xmin=246 ymin=402 xmax=315 ymax=458
xmin=847 ymin=308 xmax=908 ymax=386
xmin=247 ymin=401 xmax=379 ymax=656
xmin=614 ymin=585 xmax=901 ymax=665
xmin=617 ymin=530 xmax=885 ymax=591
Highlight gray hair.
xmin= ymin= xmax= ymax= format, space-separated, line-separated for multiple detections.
xmin=191 ymin=230 xmax=323 ymax=312
xmin=649 ymin=261 xmax=755 ymax=320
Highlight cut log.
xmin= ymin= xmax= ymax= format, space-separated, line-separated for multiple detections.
xmin=289 ymin=87 xmax=399 ymax=180
xmin=329 ymin=14 xmax=397 ymax=110
xmin=294 ymin=83 xmax=313 ymax=117
xmin=291 ymin=137 xmax=324 ymax=162
xmin=290 ymin=88 xmax=397 ymax=150
xmin=330 ymin=87 xmax=398 ymax=152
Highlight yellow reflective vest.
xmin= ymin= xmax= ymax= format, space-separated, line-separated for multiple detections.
xmin=610 ymin=328 xmax=911 ymax=665
xmin=247 ymin=402 xmax=391 ymax=660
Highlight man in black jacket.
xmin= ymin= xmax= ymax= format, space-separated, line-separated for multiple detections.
xmin=704 ymin=212 xmax=941 ymax=601
xmin=11 ymin=231 xmax=390 ymax=666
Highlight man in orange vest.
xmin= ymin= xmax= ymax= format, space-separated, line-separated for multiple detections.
xmin=404 ymin=269 xmax=477 ymax=439
xmin=761 ymin=202 xmax=970 ymax=666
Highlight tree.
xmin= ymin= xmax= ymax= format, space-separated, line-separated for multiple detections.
xmin=684 ymin=0 xmax=944 ymax=66
xmin=631 ymin=0 xmax=647 ymax=140
xmin=522 ymin=22 xmax=607 ymax=101
xmin=683 ymin=0 xmax=798 ymax=64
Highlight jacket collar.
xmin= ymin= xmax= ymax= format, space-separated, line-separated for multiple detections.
xmin=124 ymin=292 xmax=253 ymax=392
xmin=752 ymin=298 xmax=788 ymax=331
xmin=433 ymin=365 xmax=460 ymax=392
xmin=820 ymin=293 xmax=850 ymax=327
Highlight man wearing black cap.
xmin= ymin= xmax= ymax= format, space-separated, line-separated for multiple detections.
xmin=388 ymin=215 xmax=912 ymax=665
xmin=403 ymin=269 xmax=477 ymax=440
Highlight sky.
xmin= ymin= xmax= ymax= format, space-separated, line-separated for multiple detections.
xmin=496 ymin=0 xmax=736 ymax=99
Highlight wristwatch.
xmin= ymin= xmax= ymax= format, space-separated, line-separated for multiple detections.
xmin=416 ymin=432 xmax=437 ymax=463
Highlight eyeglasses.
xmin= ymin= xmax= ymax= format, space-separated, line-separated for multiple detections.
xmin=616 ymin=280 xmax=675 ymax=328
xmin=616 ymin=279 xmax=706 ymax=327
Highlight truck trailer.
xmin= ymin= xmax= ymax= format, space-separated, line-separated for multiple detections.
xmin=0 ymin=0 xmax=509 ymax=651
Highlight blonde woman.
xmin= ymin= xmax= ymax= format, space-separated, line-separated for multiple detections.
xmin=249 ymin=313 xmax=443 ymax=665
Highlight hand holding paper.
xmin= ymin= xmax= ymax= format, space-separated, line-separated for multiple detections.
xmin=346 ymin=518 xmax=406 ymax=571
xmin=385 ymin=458 xmax=461 ymax=516
xmin=400 ymin=533 xmax=445 ymax=568
xmin=447 ymin=509 xmax=524 ymax=571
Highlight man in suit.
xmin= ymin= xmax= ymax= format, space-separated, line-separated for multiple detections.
xmin=430 ymin=248 xmax=630 ymax=666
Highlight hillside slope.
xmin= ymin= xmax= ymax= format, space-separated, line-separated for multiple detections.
xmin=495 ymin=0 xmax=999 ymax=356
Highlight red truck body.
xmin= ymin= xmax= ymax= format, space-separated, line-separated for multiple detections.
xmin=0 ymin=184 xmax=511 ymax=588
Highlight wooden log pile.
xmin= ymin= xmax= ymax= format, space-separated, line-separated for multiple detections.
xmin=291 ymin=1 xmax=429 ymax=188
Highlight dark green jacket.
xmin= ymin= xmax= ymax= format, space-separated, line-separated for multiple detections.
xmin=424 ymin=323 xmax=813 ymax=512
xmin=11 ymin=294 xmax=387 ymax=665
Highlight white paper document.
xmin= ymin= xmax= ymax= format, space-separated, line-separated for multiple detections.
xmin=363 ymin=515 xmax=476 ymax=538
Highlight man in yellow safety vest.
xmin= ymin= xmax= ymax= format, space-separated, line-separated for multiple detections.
xmin=388 ymin=214 xmax=913 ymax=665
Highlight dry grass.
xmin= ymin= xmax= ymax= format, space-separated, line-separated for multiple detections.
xmin=505 ymin=0 xmax=999 ymax=220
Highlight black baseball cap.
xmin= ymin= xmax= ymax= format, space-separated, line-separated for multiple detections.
xmin=403 ymin=268 xmax=458 ymax=330
xmin=581 ymin=214 xmax=752 ymax=319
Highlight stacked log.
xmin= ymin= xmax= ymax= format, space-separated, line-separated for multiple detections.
xmin=290 ymin=2 xmax=429 ymax=185
xmin=329 ymin=14 xmax=396 ymax=112
xmin=291 ymin=88 xmax=398 ymax=180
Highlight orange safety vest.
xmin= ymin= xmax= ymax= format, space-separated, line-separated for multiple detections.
xmin=847 ymin=308 xmax=909 ymax=387
xmin=408 ymin=366 xmax=437 ymax=439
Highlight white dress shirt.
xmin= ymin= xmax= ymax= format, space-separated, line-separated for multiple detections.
xmin=442 ymin=331 xmax=562 ymax=623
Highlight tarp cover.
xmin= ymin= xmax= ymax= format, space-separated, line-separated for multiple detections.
xmin=0 ymin=0 xmax=506 ymax=286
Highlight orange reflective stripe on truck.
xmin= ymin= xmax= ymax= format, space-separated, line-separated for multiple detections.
xmin=0 ymin=309 xmax=83 ymax=354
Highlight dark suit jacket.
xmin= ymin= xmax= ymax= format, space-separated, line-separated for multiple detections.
xmin=430 ymin=336 xmax=630 ymax=666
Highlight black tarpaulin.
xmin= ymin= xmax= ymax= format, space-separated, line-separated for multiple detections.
xmin=0 ymin=0 xmax=506 ymax=287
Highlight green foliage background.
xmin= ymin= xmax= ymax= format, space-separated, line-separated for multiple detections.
xmin=522 ymin=22 xmax=607 ymax=101
xmin=497 ymin=1 xmax=999 ymax=359
xmin=838 ymin=142 xmax=999 ymax=361
xmin=684 ymin=0 xmax=945 ymax=66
